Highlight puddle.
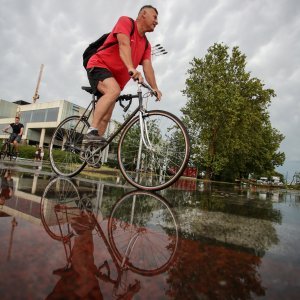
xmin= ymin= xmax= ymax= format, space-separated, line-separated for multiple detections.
xmin=1 ymin=166 xmax=300 ymax=299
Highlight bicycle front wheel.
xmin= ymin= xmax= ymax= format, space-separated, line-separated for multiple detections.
xmin=49 ymin=116 xmax=89 ymax=177
xmin=10 ymin=148 xmax=17 ymax=161
xmin=108 ymin=190 xmax=179 ymax=276
xmin=118 ymin=110 xmax=190 ymax=190
xmin=0 ymin=143 xmax=8 ymax=160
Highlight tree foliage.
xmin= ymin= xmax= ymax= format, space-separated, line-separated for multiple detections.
xmin=182 ymin=43 xmax=285 ymax=180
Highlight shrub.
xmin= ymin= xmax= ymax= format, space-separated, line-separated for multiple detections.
xmin=104 ymin=158 xmax=119 ymax=169
xmin=19 ymin=145 xmax=37 ymax=159
xmin=13 ymin=145 xmax=50 ymax=160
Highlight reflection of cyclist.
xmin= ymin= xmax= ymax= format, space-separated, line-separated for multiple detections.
xmin=3 ymin=116 xmax=24 ymax=153
xmin=0 ymin=169 xmax=13 ymax=206
xmin=47 ymin=211 xmax=141 ymax=299
xmin=47 ymin=212 xmax=102 ymax=299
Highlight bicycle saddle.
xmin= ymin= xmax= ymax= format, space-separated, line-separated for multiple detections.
xmin=81 ymin=86 xmax=94 ymax=94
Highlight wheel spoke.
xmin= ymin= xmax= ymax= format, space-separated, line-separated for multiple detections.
xmin=49 ymin=116 xmax=89 ymax=177
xmin=118 ymin=111 xmax=190 ymax=190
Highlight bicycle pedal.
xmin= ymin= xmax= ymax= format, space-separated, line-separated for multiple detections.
xmin=89 ymin=163 xmax=101 ymax=169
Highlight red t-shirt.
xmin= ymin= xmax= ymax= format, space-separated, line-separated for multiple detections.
xmin=87 ymin=16 xmax=151 ymax=90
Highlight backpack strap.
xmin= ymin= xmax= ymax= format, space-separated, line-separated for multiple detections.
xmin=99 ymin=17 xmax=135 ymax=52
xmin=97 ymin=17 xmax=149 ymax=64
xmin=128 ymin=17 xmax=135 ymax=36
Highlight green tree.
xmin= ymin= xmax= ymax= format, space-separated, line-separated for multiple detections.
xmin=182 ymin=43 xmax=285 ymax=180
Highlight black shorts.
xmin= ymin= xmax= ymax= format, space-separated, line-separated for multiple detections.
xmin=9 ymin=133 xmax=21 ymax=143
xmin=86 ymin=67 xmax=113 ymax=98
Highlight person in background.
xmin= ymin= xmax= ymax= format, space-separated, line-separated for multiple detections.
xmin=40 ymin=147 xmax=44 ymax=161
xmin=35 ymin=147 xmax=42 ymax=161
xmin=2 ymin=116 xmax=24 ymax=154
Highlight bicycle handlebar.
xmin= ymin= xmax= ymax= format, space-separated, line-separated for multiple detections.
xmin=116 ymin=73 xmax=158 ymax=112
xmin=2 ymin=129 xmax=11 ymax=134
xmin=128 ymin=71 xmax=157 ymax=98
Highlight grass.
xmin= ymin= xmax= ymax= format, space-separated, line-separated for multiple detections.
xmin=80 ymin=164 xmax=121 ymax=180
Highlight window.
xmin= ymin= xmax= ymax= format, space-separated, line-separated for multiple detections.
xmin=31 ymin=109 xmax=46 ymax=122
xmin=45 ymin=108 xmax=59 ymax=122
xmin=20 ymin=107 xmax=59 ymax=124
xmin=21 ymin=111 xmax=32 ymax=124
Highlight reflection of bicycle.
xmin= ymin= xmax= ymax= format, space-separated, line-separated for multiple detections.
xmin=49 ymin=81 xmax=190 ymax=191
xmin=0 ymin=132 xmax=18 ymax=161
xmin=40 ymin=177 xmax=179 ymax=296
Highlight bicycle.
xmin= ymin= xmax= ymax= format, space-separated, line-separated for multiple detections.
xmin=40 ymin=177 xmax=179 ymax=297
xmin=0 ymin=132 xmax=18 ymax=161
xmin=49 ymin=80 xmax=190 ymax=191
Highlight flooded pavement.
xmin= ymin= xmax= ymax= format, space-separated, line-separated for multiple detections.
xmin=1 ymin=162 xmax=300 ymax=299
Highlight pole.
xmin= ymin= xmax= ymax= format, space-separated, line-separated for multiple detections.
xmin=33 ymin=64 xmax=44 ymax=103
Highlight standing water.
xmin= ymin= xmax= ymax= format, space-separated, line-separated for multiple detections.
xmin=0 ymin=165 xmax=299 ymax=299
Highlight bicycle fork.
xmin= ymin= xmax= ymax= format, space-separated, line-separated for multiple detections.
xmin=135 ymin=110 xmax=155 ymax=175
xmin=139 ymin=111 xmax=153 ymax=150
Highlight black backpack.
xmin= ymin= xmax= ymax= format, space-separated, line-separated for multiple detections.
xmin=83 ymin=18 xmax=136 ymax=69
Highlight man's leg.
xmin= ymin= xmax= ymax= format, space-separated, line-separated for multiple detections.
xmin=8 ymin=134 xmax=16 ymax=153
xmin=13 ymin=135 xmax=21 ymax=153
xmin=13 ymin=140 xmax=18 ymax=152
xmin=92 ymin=78 xmax=120 ymax=135
xmin=85 ymin=77 xmax=121 ymax=142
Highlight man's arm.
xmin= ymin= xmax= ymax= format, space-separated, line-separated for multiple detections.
xmin=142 ymin=59 xmax=162 ymax=100
xmin=19 ymin=125 xmax=24 ymax=136
xmin=117 ymin=33 xmax=144 ymax=83
xmin=2 ymin=124 xmax=11 ymax=132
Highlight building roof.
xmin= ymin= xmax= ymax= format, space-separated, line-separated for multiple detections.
xmin=13 ymin=100 xmax=31 ymax=105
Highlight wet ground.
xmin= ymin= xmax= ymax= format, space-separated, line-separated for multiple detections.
xmin=1 ymin=160 xmax=300 ymax=299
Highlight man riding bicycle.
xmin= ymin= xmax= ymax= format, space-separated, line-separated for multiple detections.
xmin=2 ymin=116 xmax=24 ymax=154
xmin=84 ymin=5 xmax=162 ymax=144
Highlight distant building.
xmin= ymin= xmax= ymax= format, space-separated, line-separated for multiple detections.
xmin=0 ymin=98 xmax=87 ymax=147
xmin=292 ymin=172 xmax=300 ymax=185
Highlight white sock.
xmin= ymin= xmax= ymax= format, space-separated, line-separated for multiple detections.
xmin=87 ymin=127 xmax=98 ymax=134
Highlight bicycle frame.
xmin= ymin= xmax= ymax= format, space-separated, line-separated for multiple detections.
xmin=78 ymin=83 xmax=155 ymax=157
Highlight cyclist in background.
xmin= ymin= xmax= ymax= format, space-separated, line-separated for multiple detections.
xmin=84 ymin=5 xmax=162 ymax=144
xmin=2 ymin=116 xmax=24 ymax=154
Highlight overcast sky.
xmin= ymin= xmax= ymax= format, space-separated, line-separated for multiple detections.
xmin=1 ymin=0 xmax=299 ymax=181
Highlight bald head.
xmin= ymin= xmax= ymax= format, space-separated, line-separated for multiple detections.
xmin=138 ymin=5 xmax=158 ymax=16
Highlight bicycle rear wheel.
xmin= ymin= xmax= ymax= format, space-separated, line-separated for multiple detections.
xmin=108 ymin=190 xmax=179 ymax=276
xmin=49 ymin=116 xmax=89 ymax=177
xmin=118 ymin=110 xmax=190 ymax=191
xmin=40 ymin=177 xmax=81 ymax=241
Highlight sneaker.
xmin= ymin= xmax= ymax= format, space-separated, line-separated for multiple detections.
xmin=83 ymin=130 xmax=107 ymax=144
xmin=91 ymin=162 xmax=101 ymax=168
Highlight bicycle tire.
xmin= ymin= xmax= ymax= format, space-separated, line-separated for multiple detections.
xmin=49 ymin=116 xmax=89 ymax=177
xmin=0 ymin=143 xmax=8 ymax=160
xmin=40 ymin=177 xmax=81 ymax=241
xmin=108 ymin=190 xmax=179 ymax=276
xmin=118 ymin=110 xmax=190 ymax=191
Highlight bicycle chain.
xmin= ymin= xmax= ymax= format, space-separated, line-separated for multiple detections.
xmin=83 ymin=144 xmax=102 ymax=167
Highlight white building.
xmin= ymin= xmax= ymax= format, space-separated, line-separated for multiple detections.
xmin=0 ymin=98 xmax=117 ymax=162
xmin=0 ymin=98 xmax=87 ymax=147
